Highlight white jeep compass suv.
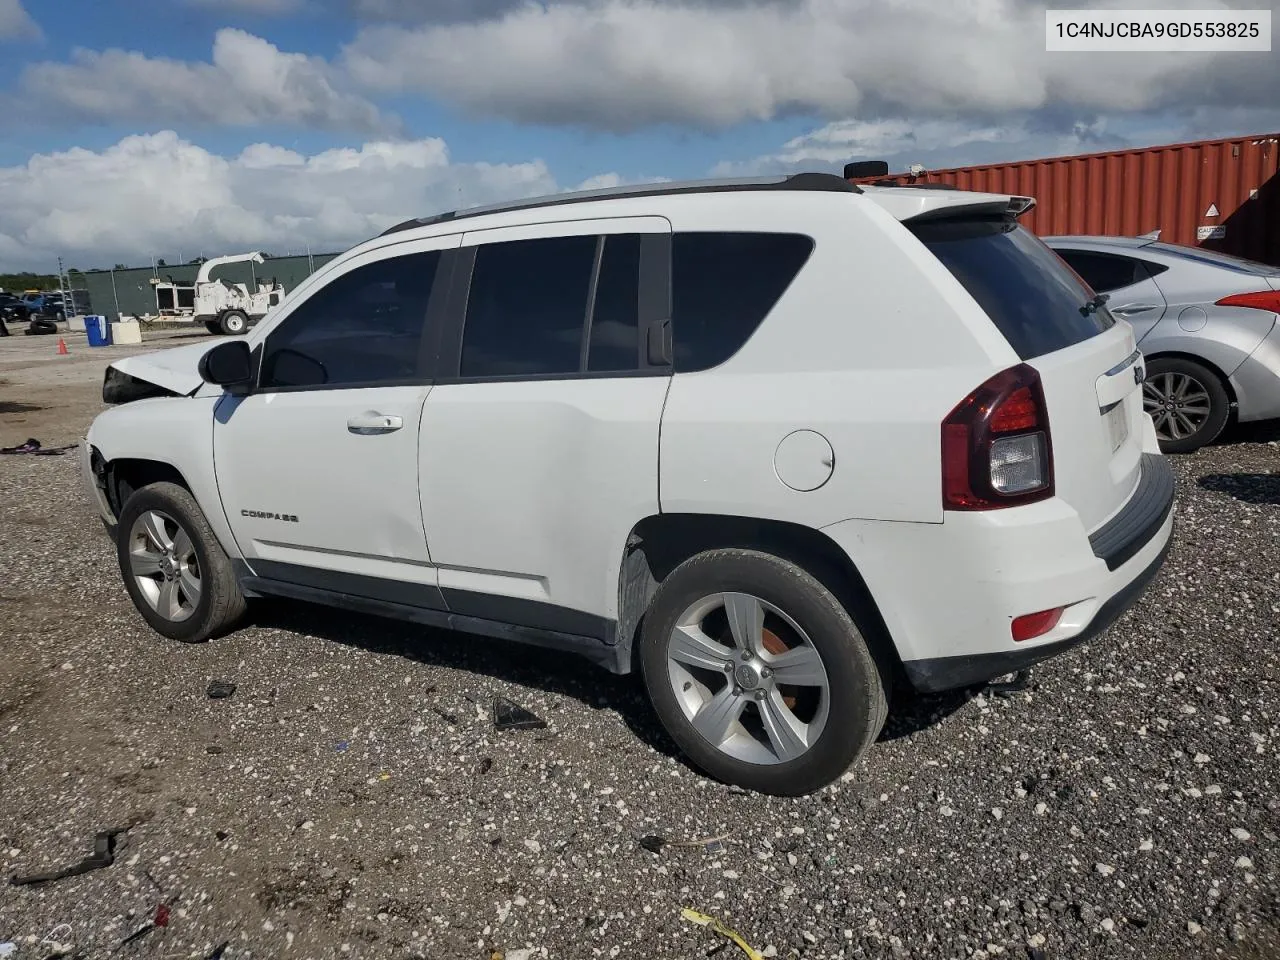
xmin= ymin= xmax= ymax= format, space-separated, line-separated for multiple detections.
xmin=81 ymin=173 xmax=1175 ymax=796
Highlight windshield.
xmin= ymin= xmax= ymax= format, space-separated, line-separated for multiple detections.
xmin=1147 ymin=243 xmax=1280 ymax=276
xmin=910 ymin=218 xmax=1115 ymax=361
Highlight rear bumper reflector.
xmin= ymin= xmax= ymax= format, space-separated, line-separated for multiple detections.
xmin=1012 ymin=607 xmax=1065 ymax=642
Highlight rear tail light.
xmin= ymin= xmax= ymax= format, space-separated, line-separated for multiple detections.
xmin=1012 ymin=606 xmax=1065 ymax=642
xmin=942 ymin=364 xmax=1053 ymax=510
xmin=1215 ymin=290 xmax=1280 ymax=314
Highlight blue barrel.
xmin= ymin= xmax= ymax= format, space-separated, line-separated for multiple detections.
xmin=85 ymin=315 xmax=111 ymax=347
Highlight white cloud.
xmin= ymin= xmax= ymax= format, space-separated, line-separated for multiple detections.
xmin=0 ymin=131 xmax=567 ymax=271
xmin=0 ymin=0 xmax=39 ymax=39
xmin=341 ymin=0 xmax=1279 ymax=131
xmin=18 ymin=29 xmax=395 ymax=133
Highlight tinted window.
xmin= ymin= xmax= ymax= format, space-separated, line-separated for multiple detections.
xmin=461 ymin=236 xmax=596 ymax=378
xmin=672 ymin=232 xmax=813 ymax=372
xmin=260 ymin=252 xmax=439 ymax=389
xmin=1054 ymin=250 xmax=1144 ymax=293
xmin=587 ymin=234 xmax=642 ymax=372
xmin=911 ymin=219 xmax=1112 ymax=361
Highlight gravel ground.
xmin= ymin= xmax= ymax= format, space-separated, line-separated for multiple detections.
xmin=1 ymin=398 xmax=1278 ymax=958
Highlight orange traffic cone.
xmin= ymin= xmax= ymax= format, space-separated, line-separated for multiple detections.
xmin=57 ymin=337 xmax=69 ymax=355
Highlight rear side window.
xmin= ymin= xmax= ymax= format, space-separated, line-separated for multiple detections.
xmin=911 ymin=219 xmax=1112 ymax=361
xmin=672 ymin=232 xmax=814 ymax=372
xmin=1054 ymin=250 xmax=1142 ymax=293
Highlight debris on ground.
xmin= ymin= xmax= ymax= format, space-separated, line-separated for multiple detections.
xmin=9 ymin=829 xmax=124 ymax=886
xmin=681 ymin=907 xmax=765 ymax=960
xmin=0 ymin=944 xmax=16 ymax=958
xmin=986 ymin=669 xmax=1035 ymax=697
xmin=492 ymin=697 xmax=547 ymax=731
xmin=39 ymin=922 xmax=74 ymax=957
xmin=206 ymin=680 xmax=236 ymax=700
xmin=0 ymin=438 xmax=76 ymax=456
xmin=119 ymin=900 xmax=175 ymax=948
xmin=638 ymin=832 xmax=730 ymax=855
xmin=431 ymin=706 xmax=459 ymax=726
xmin=204 ymin=941 xmax=231 ymax=960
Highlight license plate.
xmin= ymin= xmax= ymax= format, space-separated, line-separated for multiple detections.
xmin=1105 ymin=402 xmax=1129 ymax=452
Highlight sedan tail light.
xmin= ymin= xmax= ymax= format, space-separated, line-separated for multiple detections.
xmin=942 ymin=364 xmax=1054 ymax=511
xmin=1215 ymin=290 xmax=1280 ymax=313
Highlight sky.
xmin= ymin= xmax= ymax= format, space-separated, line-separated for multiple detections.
xmin=0 ymin=0 xmax=1277 ymax=272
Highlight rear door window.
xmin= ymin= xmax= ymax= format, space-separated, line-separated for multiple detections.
xmin=460 ymin=236 xmax=597 ymax=378
xmin=910 ymin=219 xmax=1113 ymax=360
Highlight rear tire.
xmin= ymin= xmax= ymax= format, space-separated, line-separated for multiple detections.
xmin=204 ymin=321 xmax=221 ymax=335
xmin=116 ymin=481 xmax=246 ymax=643
xmin=1143 ymin=356 xmax=1230 ymax=454
xmin=639 ymin=548 xmax=887 ymax=796
xmin=218 ymin=310 xmax=248 ymax=336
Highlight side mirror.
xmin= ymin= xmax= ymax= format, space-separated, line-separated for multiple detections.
xmin=198 ymin=340 xmax=253 ymax=393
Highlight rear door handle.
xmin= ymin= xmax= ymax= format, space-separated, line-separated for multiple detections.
xmin=346 ymin=412 xmax=403 ymax=435
xmin=1111 ymin=303 xmax=1160 ymax=317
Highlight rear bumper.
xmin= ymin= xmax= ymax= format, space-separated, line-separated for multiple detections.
xmin=822 ymin=454 xmax=1176 ymax=693
xmin=902 ymin=530 xmax=1171 ymax=692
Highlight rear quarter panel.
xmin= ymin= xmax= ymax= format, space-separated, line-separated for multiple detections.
xmin=659 ymin=193 xmax=1016 ymax=526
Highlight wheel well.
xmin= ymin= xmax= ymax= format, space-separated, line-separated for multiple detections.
xmin=1143 ymin=351 xmax=1238 ymax=406
xmin=106 ymin=459 xmax=191 ymax=517
xmin=617 ymin=513 xmax=903 ymax=683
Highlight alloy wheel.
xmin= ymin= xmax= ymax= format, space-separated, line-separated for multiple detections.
xmin=666 ymin=592 xmax=830 ymax=765
xmin=127 ymin=509 xmax=201 ymax=622
xmin=1143 ymin=371 xmax=1212 ymax=443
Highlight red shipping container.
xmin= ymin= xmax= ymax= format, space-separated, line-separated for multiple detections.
xmin=851 ymin=133 xmax=1280 ymax=266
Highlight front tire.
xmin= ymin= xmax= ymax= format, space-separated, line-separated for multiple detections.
xmin=116 ymin=481 xmax=246 ymax=643
xmin=639 ymin=549 xmax=887 ymax=796
xmin=218 ymin=310 xmax=248 ymax=336
xmin=204 ymin=320 xmax=222 ymax=335
xmin=1143 ymin=356 xmax=1230 ymax=454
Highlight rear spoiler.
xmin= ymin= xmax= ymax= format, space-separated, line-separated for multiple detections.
xmin=903 ymin=196 xmax=1036 ymax=223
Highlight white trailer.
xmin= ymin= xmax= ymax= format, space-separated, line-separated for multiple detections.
xmin=132 ymin=252 xmax=287 ymax=335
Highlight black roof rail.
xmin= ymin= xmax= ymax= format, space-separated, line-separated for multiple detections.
xmin=377 ymin=172 xmax=859 ymax=237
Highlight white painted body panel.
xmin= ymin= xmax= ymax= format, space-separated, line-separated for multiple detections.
xmin=213 ymin=386 xmax=435 ymax=582
xmin=413 ymin=214 xmax=672 ymax=622
xmin=84 ymin=396 xmax=239 ymax=556
xmin=1025 ymin=320 xmax=1148 ymax=532
xmin=419 ymin=377 xmax=668 ymax=619
xmin=822 ymin=493 xmax=1172 ymax=667
xmin=110 ymin=337 xmax=232 ymax=396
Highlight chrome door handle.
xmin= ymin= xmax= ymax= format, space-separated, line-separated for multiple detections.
xmin=346 ymin=412 xmax=403 ymax=435
xmin=1111 ymin=303 xmax=1159 ymax=316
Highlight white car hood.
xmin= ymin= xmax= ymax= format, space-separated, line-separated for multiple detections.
xmin=109 ymin=337 xmax=228 ymax=396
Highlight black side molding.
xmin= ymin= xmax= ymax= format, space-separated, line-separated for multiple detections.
xmin=232 ymin=559 xmax=627 ymax=674
xmin=1089 ymin=453 xmax=1175 ymax=571
xmin=904 ymin=530 xmax=1174 ymax=694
